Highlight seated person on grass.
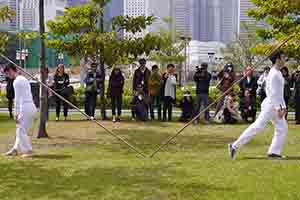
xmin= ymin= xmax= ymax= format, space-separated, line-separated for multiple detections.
xmin=131 ymin=86 xmax=149 ymax=121
xmin=240 ymin=89 xmax=256 ymax=123
xmin=223 ymin=93 xmax=241 ymax=124
xmin=179 ymin=91 xmax=194 ymax=122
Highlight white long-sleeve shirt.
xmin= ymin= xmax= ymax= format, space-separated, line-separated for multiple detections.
xmin=14 ymin=75 xmax=34 ymax=116
xmin=265 ymin=66 xmax=286 ymax=110
xmin=164 ymin=75 xmax=176 ymax=99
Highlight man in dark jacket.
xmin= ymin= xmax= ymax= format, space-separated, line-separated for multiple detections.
xmin=132 ymin=58 xmax=151 ymax=119
xmin=239 ymin=66 xmax=257 ymax=119
xmin=193 ymin=63 xmax=211 ymax=123
xmin=240 ymin=89 xmax=256 ymax=123
xmin=6 ymin=76 xmax=14 ymax=119
xmin=292 ymin=66 xmax=300 ymax=124
xmin=84 ymin=64 xmax=98 ymax=119
xmin=132 ymin=58 xmax=151 ymax=95
xmin=239 ymin=66 xmax=258 ymax=98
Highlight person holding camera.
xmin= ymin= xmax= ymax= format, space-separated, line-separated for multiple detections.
xmin=161 ymin=64 xmax=177 ymax=121
xmin=54 ymin=64 xmax=70 ymax=121
xmin=84 ymin=63 xmax=98 ymax=120
xmin=193 ymin=63 xmax=212 ymax=123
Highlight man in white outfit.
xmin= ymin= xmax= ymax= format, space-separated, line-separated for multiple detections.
xmin=3 ymin=64 xmax=37 ymax=158
xmin=228 ymin=51 xmax=288 ymax=159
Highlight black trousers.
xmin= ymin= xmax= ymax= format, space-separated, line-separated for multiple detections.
xmin=56 ymin=93 xmax=69 ymax=118
xmin=7 ymin=98 xmax=13 ymax=118
xmin=111 ymin=95 xmax=122 ymax=116
xmin=85 ymin=92 xmax=97 ymax=117
xmin=241 ymin=110 xmax=256 ymax=123
xmin=295 ymin=95 xmax=300 ymax=123
xmin=163 ymin=96 xmax=173 ymax=121
xmin=223 ymin=108 xmax=237 ymax=124
xmin=150 ymin=95 xmax=161 ymax=120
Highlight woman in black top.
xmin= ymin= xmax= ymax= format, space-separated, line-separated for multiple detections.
xmin=6 ymin=77 xmax=14 ymax=119
xmin=281 ymin=67 xmax=291 ymax=119
xmin=107 ymin=67 xmax=125 ymax=122
xmin=54 ymin=64 xmax=70 ymax=121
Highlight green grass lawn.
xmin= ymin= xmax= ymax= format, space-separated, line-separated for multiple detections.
xmin=0 ymin=113 xmax=300 ymax=200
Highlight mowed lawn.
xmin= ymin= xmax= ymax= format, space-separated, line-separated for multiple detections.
xmin=0 ymin=113 xmax=300 ymax=200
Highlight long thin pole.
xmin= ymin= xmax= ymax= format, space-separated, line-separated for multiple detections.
xmin=0 ymin=54 xmax=147 ymax=158
xmin=149 ymin=34 xmax=296 ymax=158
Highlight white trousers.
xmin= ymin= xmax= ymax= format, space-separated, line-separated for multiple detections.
xmin=13 ymin=103 xmax=37 ymax=153
xmin=233 ymin=99 xmax=288 ymax=155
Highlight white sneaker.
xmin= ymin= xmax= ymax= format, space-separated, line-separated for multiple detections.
xmin=3 ymin=149 xmax=18 ymax=157
xmin=56 ymin=117 xmax=59 ymax=121
xmin=112 ymin=116 xmax=117 ymax=123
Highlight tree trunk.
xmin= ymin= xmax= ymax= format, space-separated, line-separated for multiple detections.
xmin=100 ymin=61 xmax=106 ymax=120
xmin=80 ymin=57 xmax=87 ymax=86
xmin=99 ymin=2 xmax=106 ymax=120
xmin=178 ymin=62 xmax=183 ymax=87
xmin=37 ymin=0 xmax=48 ymax=138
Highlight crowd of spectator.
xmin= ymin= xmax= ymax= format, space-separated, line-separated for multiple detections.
xmin=4 ymin=59 xmax=300 ymax=125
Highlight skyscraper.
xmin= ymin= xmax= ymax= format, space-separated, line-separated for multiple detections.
xmin=192 ymin=0 xmax=238 ymax=43
xmin=103 ymin=0 xmax=124 ymax=36
xmin=18 ymin=0 xmax=67 ymax=31
xmin=171 ymin=0 xmax=192 ymax=36
xmin=222 ymin=0 xmax=239 ymax=42
xmin=148 ymin=0 xmax=171 ymax=33
xmin=66 ymin=0 xmax=89 ymax=7
xmin=239 ymin=0 xmax=256 ymax=33
xmin=0 ymin=0 xmax=19 ymax=30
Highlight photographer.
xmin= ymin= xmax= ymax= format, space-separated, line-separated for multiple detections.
xmin=161 ymin=64 xmax=177 ymax=121
xmin=193 ymin=63 xmax=212 ymax=123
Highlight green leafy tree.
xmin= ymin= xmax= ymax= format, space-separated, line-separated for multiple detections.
xmin=149 ymin=18 xmax=187 ymax=83
xmin=221 ymin=22 xmax=264 ymax=69
xmin=0 ymin=6 xmax=15 ymax=52
xmin=47 ymin=0 xmax=161 ymax=119
xmin=249 ymin=0 xmax=300 ymax=63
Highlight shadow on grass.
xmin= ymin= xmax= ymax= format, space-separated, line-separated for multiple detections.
xmin=32 ymin=154 xmax=72 ymax=160
xmin=0 ymin=161 xmax=236 ymax=200
xmin=242 ymin=156 xmax=300 ymax=161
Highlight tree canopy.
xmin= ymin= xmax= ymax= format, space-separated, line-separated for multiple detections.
xmin=249 ymin=0 xmax=300 ymax=62
xmin=46 ymin=0 xmax=162 ymax=67
xmin=0 ymin=6 xmax=15 ymax=53
xmin=221 ymin=22 xmax=264 ymax=69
